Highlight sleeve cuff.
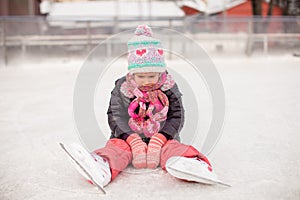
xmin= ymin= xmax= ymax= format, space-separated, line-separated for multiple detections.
xmin=159 ymin=131 xmax=172 ymax=140
xmin=120 ymin=133 xmax=132 ymax=141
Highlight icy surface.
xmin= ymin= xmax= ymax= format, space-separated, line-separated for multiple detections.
xmin=0 ymin=55 xmax=300 ymax=199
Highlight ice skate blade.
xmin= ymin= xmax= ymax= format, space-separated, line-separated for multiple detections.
xmin=167 ymin=166 xmax=231 ymax=187
xmin=59 ymin=142 xmax=107 ymax=194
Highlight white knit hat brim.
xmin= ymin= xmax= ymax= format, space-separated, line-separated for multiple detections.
xmin=129 ymin=66 xmax=166 ymax=74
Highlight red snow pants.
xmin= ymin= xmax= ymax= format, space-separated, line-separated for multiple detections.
xmin=94 ymin=138 xmax=210 ymax=181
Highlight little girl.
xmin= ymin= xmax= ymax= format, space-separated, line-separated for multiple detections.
xmin=62 ymin=25 xmax=219 ymax=191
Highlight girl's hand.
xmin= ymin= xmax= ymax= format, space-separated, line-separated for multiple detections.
xmin=147 ymin=133 xmax=167 ymax=169
xmin=126 ymin=133 xmax=147 ymax=168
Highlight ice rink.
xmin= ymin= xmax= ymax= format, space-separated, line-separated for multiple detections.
xmin=0 ymin=53 xmax=300 ymax=199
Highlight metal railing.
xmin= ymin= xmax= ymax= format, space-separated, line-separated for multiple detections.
xmin=0 ymin=16 xmax=300 ymax=65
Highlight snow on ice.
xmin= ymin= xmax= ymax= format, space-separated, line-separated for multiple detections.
xmin=0 ymin=52 xmax=300 ymax=199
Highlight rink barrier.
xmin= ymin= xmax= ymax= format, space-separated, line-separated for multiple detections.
xmin=0 ymin=16 xmax=299 ymax=65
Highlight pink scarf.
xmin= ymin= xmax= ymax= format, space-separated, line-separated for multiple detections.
xmin=123 ymin=72 xmax=172 ymax=137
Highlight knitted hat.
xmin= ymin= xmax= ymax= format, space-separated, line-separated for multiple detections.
xmin=127 ymin=25 xmax=166 ymax=74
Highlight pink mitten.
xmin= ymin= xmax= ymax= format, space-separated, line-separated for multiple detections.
xmin=126 ymin=133 xmax=147 ymax=168
xmin=147 ymin=133 xmax=167 ymax=169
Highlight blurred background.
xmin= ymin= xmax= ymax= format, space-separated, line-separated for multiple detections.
xmin=1 ymin=2 xmax=300 ymax=199
xmin=0 ymin=0 xmax=299 ymax=66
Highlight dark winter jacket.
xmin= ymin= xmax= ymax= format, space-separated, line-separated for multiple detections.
xmin=107 ymin=76 xmax=184 ymax=143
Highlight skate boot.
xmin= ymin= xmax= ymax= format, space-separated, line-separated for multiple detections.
xmin=60 ymin=143 xmax=111 ymax=193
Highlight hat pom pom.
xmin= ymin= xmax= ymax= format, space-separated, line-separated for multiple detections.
xmin=134 ymin=25 xmax=153 ymax=37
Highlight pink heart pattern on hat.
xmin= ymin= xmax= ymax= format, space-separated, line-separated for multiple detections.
xmin=136 ymin=49 xmax=147 ymax=57
xmin=157 ymin=49 xmax=163 ymax=56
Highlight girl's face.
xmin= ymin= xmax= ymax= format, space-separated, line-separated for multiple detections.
xmin=134 ymin=72 xmax=160 ymax=87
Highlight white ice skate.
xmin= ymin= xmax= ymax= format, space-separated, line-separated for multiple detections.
xmin=166 ymin=156 xmax=230 ymax=187
xmin=59 ymin=143 xmax=111 ymax=194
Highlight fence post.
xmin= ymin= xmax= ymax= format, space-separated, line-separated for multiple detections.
xmin=263 ymin=34 xmax=268 ymax=55
xmin=1 ymin=18 xmax=7 ymax=66
xmin=86 ymin=21 xmax=91 ymax=51
xmin=245 ymin=19 xmax=253 ymax=56
xmin=113 ymin=16 xmax=119 ymax=34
